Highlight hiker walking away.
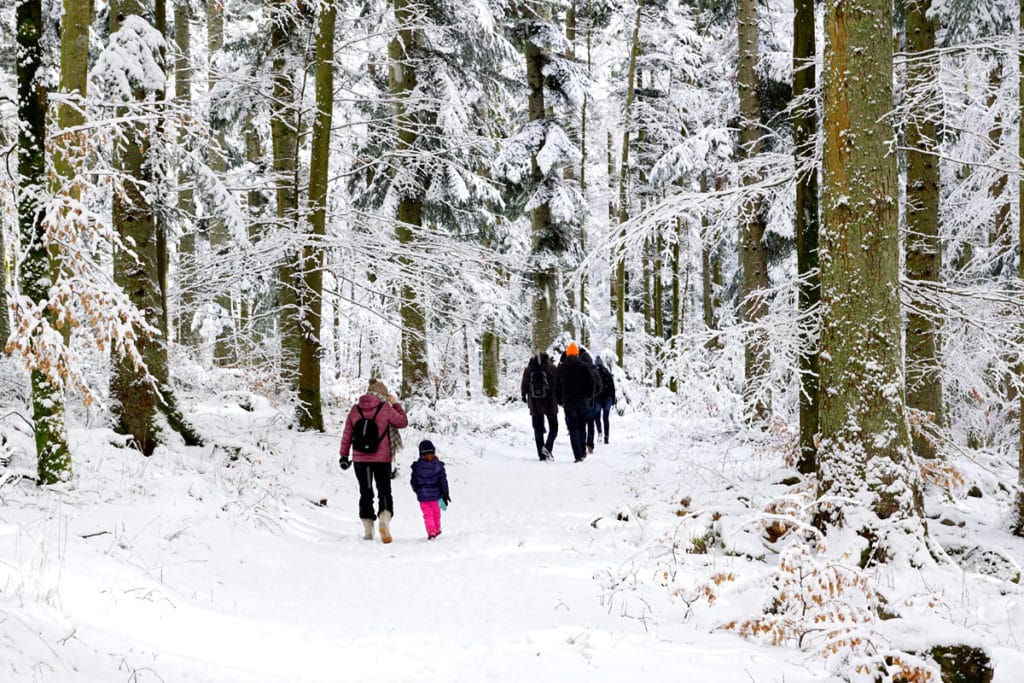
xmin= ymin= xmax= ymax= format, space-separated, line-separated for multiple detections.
xmin=521 ymin=352 xmax=558 ymax=460
xmin=594 ymin=356 xmax=616 ymax=444
xmin=410 ymin=440 xmax=451 ymax=540
xmin=339 ymin=378 xmax=407 ymax=543
xmin=581 ymin=348 xmax=603 ymax=454
xmin=555 ymin=342 xmax=595 ymax=462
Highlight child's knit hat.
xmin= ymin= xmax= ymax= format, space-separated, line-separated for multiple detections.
xmin=418 ymin=440 xmax=436 ymax=456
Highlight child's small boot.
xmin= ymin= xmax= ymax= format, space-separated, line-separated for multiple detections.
xmin=361 ymin=519 xmax=374 ymax=540
xmin=379 ymin=510 xmax=393 ymax=544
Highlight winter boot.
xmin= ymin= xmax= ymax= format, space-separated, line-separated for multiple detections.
xmin=361 ymin=519 xmax=374 ymax=541
xmin=378 ymin=510 xmax=393 ymax=544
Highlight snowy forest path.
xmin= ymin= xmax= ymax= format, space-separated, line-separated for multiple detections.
xmin=2 ymin=401 xmax=821 ymax=681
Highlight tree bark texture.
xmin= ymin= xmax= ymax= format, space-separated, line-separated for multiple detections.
xmin=207 ymin=0 xmax=234 ymax=364
xmin=738 ymin=0 xmax=770 ymax=422
xmin=482 ymin=330 xmax=499 ymax=397
xmin=174 ymin=0 xmax=199 ymax=350
xmin=270 ymin=0 xmax=303 ymax=396
xmin=904 ymin=0 xmax=943 ymax=460
xmin=794 ymin=0 xmax=820 ymax=472
xmin=819 ymin=0 xmax=920 ymax=541
xmin=297 ymin=0 xmax=335 ymax=431
xmin=614 ymin=0 xmax=643 ymax=368
xmin=525 ymin=30 xmax=559 ymax=354
xmin=19 ymin=0 xmax=72 ymax=483
xmin=390 ymin=0 xmax=430 ymax=397
xmin=1016 ymin=0 xmax=1024 ymax=535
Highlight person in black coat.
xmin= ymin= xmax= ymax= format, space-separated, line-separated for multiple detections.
xmin=555 ymin=342 xmax=595 ymax=462
xmin=594 ymin=355 xmax=617 ymax=444
xmin=521 ymin=352 xmax=559 ymax=460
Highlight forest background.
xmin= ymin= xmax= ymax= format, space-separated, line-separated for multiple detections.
xmin=3 ymin=0 xmax=1024 ymax=680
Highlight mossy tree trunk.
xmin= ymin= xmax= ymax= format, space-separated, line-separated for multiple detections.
xmin=18 ymin=0 xmax=72 ymax=483
xmin=818 ymin=0 xmax=921 ymax=546
xmin=794 ymin=0 xmax=819 ymax=472
xmin=738 ymin=0 xmax=770 ymax=423
xmin=296 ymin=0 xmax=335 ymax=431
xmin=904 ymin=0 xmax=944 ymax=460
xmin=390 ymin=0 xmax=430 ymax=396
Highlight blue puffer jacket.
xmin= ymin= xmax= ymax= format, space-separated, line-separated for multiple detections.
xmin=410 ymin=456 xmax=450 ymax=503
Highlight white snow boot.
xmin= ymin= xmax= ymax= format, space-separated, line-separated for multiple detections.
xmin=378 ymin=511 xmax=393 ymax=544
xmin=362 ymin=519 xmax=374 ymax=541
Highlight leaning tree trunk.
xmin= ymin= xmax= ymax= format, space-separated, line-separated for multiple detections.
xmin=738 ymin=0 xmax=770 ymax=423
xmin=18 ymin=0 xmax=72 ymax=483
xmin=614 ymin=0 xmax=643 ymax=367
xmin=296 ymin=0 xmax=335 ymax=431
xmin=818 ymin=0 xmax=921 ymax=554
xmin=904 ymin=0 xmax=944 ymax=460
xmin=794 ymin=0 xmax=819 ymax=473
xmin=390 ymin=0 xmax=430 ymax=397
xmin=270 ymin=0 xmax=303 ymax=399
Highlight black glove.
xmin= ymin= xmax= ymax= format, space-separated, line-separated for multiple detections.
xmin=339 ymin=456 xmax=351 ymax=470
xmin=443 ymin=496 xmax=451 ymax=506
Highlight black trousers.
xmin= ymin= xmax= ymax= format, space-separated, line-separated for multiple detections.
xmin=354 ymin=461 xmax=393 ymax=520
xmin=563 ymin=401 xmax=589 ymax=461
xmin=531 ymin=412 xmax=558 ymax=459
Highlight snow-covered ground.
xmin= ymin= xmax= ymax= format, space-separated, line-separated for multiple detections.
xmin=1 ymin=391 xmax=1022 ymax=681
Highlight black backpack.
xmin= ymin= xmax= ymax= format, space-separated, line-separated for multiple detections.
xmin=529 ymin=366 xmax=550 ymax=399
xmin=351 ymin=402 xmax=385 ymax=453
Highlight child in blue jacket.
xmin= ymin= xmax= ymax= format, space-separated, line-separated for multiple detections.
xmin=410 ymin=440 xmax=451 ymax=539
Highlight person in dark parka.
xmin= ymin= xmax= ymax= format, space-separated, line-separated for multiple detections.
xmin=555 ymin=342 xmax=595 ymax=462
xmin=521 ymin=352 xmax=559 ymax=460
xmin=594 ymin=355 xmax=617 ymax=444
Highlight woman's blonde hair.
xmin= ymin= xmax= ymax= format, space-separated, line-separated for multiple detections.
xmin=367 ymin=378 xmax=389 ymax=396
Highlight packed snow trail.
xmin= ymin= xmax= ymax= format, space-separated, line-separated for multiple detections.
xmin=0 ymin=398 xmax=827 ymax=681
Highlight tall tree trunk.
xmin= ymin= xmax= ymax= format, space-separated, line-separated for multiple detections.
xmin=904 ymin=0 xmax=943 ymax=460
xmin=653 ymin=232 xmax=664 ymax=387
xmin=738 ymin=0 xmax=770 ymax=422
xmin=819 ymin=0 xmax=920 ymax=546
xmin=794 ymin=0 xmax=819 ymax=472
xmin=525 ymin=22 xmax=559 ymax=353
xmin=207 ymin=0 xmax=234 ymax=364
xmin=270 ymin=0 xmax=302 ymax=398
xmin=296 ymin=0 xmax=335 ymax=431
xmin=614 ymin=0 xmax=643 ymax=367
xmin=107 ymin=5 xmax=163 ymax=454
xmin=19 ymin=0 xmax=72 ymax=483
xmin=390 ymin=0 xmax=430 ymax=396
xmin=482 ymin=330 xmax=499 ymax=397
xmin=174 ymin=0 xmax=199 ymax=351
xmin=1015 ymin=0 xmax=1024 ymax=535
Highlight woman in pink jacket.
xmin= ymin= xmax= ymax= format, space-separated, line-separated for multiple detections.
xmin=339 ymin=379 xmax=408 ymax=543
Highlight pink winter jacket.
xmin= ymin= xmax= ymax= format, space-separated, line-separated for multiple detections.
xmin=339 ymin=394 xmax=408 ymax=463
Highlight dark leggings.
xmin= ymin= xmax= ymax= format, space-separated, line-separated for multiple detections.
xmin=354 ymin=461 xmax=393 ymax=520
xmin=531 ymin=412 xmax=558 ymax=459
xmin=564 ymin=401 xmax=589 ymax=461
xmin=597 ymin=397 xmax=613 ymax=441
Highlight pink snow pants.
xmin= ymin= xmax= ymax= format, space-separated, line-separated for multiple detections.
xmin=419 ymin=500 xmax=441 ymax=537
